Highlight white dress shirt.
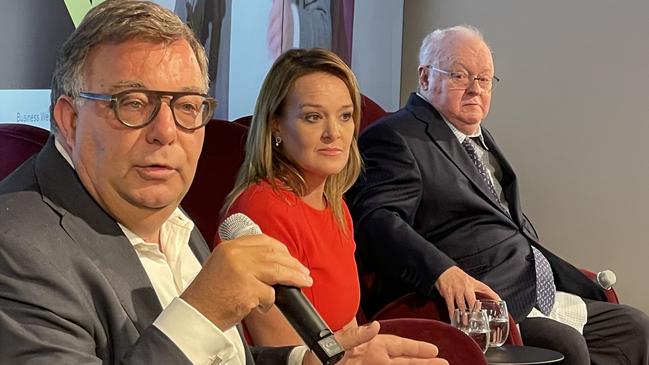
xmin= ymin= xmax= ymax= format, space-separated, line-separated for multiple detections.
xmin=121 ymin=216 xmax=247 ymax=365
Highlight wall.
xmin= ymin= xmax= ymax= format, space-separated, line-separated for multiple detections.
xmin=228 ymin=0 xmax=405 ymax=119
xmin=401 ymin=0 xmax=649 ymax=313
xmin=0 ymin=1 xmax=74 ymax=127
xmin=352 ymin=0 xmax=403 ymax=111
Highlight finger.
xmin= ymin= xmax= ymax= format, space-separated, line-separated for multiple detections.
xmin=443 ymin=294 xmax=455 ymax=318
xmin=257 ymin=284 xmax=276 ymax=313
xmin=228 ymin=234 xmax=303 ymax=272
xmin=251 ymin=245 xmax=312 ymax=284
xmin=454 ymin=291 xmax=466 ymax=312
xmin=255 ymin=260 xmax=313 ymax=288
xmin=386 ymin=358 xmax=449 ymax=365
xmin=476 ymin=283 xmax=500 ymax=300
xmin=259 ymin=250 xmax=310 ymax=276
xmin=464 ymin=289 xmax=477 ymax=311
xmin=253 ymin=240 xmax=310 ymax=274
xmin=334 ymin=321 xmax=380 ymax=350
xmin=232 ymin=233 xmax=290 ymax=252
xmin=381 ymin=335 xmax=440 ymax=358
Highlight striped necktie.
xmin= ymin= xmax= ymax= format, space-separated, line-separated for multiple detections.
xmin=461 ymin=137 xmax=499 ymax=200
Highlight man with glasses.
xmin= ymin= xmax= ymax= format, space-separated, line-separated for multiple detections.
xmin=0 ymin=1 xmax=448 ymax=364
xmin=348 ymin=24 xmax=649 ymax=364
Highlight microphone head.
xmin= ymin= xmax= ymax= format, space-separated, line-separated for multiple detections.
xmin=219 ymin=213 xmax=262 ymax=241
xmin=596 ymin=270 xmax=617 ymax=290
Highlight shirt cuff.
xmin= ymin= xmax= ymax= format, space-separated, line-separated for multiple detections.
xmin=153 ymin=297 xmax=239 ymax=365
xmin=288 ymin=345 xmax=309 ymax=365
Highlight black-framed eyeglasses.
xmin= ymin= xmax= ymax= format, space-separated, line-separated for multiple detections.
xmin=78 ymin=89 xmax=217 ymax=131
xmin=426 ymin=66 xmax=500 ymax=91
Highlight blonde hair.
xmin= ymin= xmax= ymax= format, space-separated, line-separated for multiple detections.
xmin=223 ymin=48 xmax=362 ymax=229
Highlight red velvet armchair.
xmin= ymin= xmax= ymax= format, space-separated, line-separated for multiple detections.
xmin=231 ymin=115 xmax=252 ymax=128
xmin=0 ymin=123 xmax=50 ymax=180
xmin=181 ymin=119 xmax=249 ymax=245
xmin=378 ymin=318 xmax=487 ymax=365
xmin=359 ymin=94 xmax=388 ymax=132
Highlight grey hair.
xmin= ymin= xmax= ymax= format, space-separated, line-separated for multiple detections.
xmin=418 ymin=24 xmax=486 ymax=67
xmin=49 ymin=0 xmax=208 ymax=132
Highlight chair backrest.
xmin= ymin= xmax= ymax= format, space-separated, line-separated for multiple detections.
xmin=359 ymin=94 xmax=388 ymax=132
xmin=232 ymin=115 xmax=252 ymax=128
xmin=371 ymin=292 xmax=449 ymax=322
xmin=181 ymin=119 xmax=248 ymax=246
xmin=0 ymin=123 xmax=50 ymax=181
xmin=378 ymin=318 xmax=488 ymax=365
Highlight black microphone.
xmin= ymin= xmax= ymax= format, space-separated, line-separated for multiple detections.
xmin=219 ymin=213 xmax=345 ymax=365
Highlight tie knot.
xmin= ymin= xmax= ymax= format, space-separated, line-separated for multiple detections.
xmin=462 ymin=136 xmax=483 ymax=148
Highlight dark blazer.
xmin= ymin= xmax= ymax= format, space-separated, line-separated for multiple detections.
xmin=347 ymin=93 xmax=606 ymax=322
xmin=0 ymin=137 xmax=291 ymax=364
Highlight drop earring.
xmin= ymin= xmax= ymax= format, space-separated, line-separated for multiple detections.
xmin=274 ymin=135 xmax=282 ymax=147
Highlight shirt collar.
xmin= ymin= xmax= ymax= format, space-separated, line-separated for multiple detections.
xmin=119 ymin=208 xmax=194 ymax=249
xmin=413 ymin=94 xmax=489 ymax=150
xmin=443 ymin=118 xmax=488 ymax=150
xmin=54 ymin=138 xmax=75 ymax=168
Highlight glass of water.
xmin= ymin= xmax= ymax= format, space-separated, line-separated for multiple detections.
xmin=479 ymin=299 xmax=510 ymax=347
xmin=451 ymin=308 xmax=491 ymax=353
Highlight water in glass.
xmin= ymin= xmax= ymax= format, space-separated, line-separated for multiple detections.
xmin=451 ymin=309 xmax=491 ymax=353
xmin=479 ymin=299 xmax=510 ymax=347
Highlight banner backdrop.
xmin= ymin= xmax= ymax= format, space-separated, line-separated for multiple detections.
xmin=0 ymin=0 xmax=354 ymax=128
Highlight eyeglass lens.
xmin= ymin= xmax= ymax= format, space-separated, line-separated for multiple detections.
xmin=451 ymin=73 xmax=494 ymax=89
xmin=116 ymin=91 xmax=211 ymax=129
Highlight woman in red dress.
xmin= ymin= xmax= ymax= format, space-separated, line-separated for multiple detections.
xmin=219 ymin=48 xmax=362 ymax=346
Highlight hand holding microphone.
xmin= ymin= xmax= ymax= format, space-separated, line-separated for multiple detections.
xmin=219 ymin=213 xmax=346 ymax=365
xmin=180 ymin=215 xmax=313 ymax=332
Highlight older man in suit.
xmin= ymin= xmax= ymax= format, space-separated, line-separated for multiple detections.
xmin=348 ymin=24 xmax=649 ymax=364
xmin=0 ymin=1 xmax=448 ymax=364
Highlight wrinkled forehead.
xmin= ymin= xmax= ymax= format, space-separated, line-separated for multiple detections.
xmin=85 ymin=38 xmax=208 ymax=91
xmin=82 ymin=39 xmax=206 ymax=91
xmin=438 ymin=35 xmax=493 ymax=71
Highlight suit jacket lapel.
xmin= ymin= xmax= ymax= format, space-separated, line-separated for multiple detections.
xmin=35 ymin=138 xmax=162 ymax=334
xmin=406 ymin=94 xmax=511 ymax=217
xmin=188 ymin=225 xmax=211 ymax=264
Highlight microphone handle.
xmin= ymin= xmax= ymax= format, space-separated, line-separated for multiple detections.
xmin=273 ymin=285 xmax=345 ymax=365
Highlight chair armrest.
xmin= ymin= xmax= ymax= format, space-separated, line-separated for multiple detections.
xmin=371 ymin=292 xmax=448 ymax=322
xmin=579 ymin=269 xmax=620 ymax=304
xmin=378 ymin=318 xmax=487 ymax=365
